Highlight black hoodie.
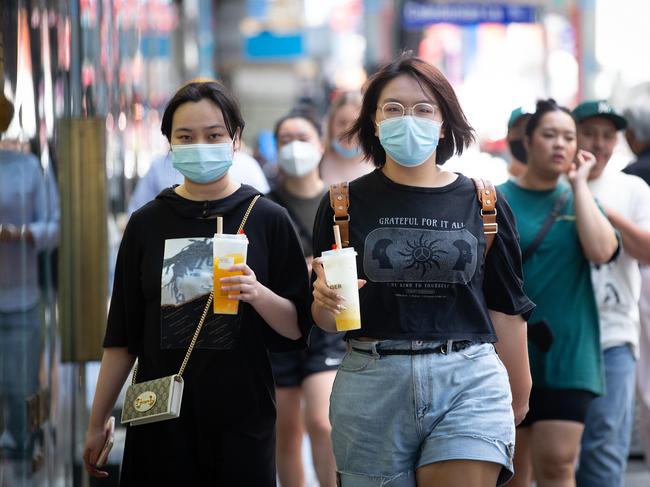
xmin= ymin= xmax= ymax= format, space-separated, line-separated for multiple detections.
xmin=104 ymin=184 xmax=310 ymax=483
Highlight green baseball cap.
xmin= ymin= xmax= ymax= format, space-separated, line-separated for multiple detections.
xmin=572 ymin=100 xmax=627 ymax=130
xmin=507 ymin=106 xmax=534 ymax=129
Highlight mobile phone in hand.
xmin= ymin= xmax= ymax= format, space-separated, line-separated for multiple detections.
xmin=96 ymin=416 xmax=115 ymax=467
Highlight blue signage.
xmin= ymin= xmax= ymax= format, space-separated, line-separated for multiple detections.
xmin=403 ymin=1 xmax=537 ymax=28
xmin=244 ymin=31 xmax=304 ymax=60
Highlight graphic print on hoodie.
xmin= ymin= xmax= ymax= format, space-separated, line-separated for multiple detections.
xmin=157 ymin=186 xmax=262 ymax=350
xmin=160 ymin=236 xmax=242 ymax=350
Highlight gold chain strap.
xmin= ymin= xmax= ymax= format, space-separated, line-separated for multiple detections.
xmin=131 ymin=195 xmax=261 ymax=385
xmin=237 ymin=195 xmax=260 ymax=234
xmin=177 ymin=291 xmax=214 ymax=376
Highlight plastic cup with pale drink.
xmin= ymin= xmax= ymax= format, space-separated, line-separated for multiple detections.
xmin=213 ymin=233 xmax=248 ymax=315
xmin=320 ymin=246 xmax=362 ymax=331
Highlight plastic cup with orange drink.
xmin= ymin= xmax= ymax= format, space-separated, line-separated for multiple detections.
xmin=213 ymin=219 xmax=248 ymax=315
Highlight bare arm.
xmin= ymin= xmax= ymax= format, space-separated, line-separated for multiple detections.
xmin=604 ymin=206 xmax=650 ymax=265
xmin=84 ymin=347 xmax=136 ymax=477
xmin=221 ymin=263 xmax=301 ymax=340
xmin=570 ymin=151 xmax=618 ymax=264
xmin=490 ymin=310 xmax=531 ymax=426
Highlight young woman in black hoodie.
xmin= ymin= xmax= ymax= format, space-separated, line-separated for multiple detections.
xmin=83 ymin=80 xmax=310 ymax=485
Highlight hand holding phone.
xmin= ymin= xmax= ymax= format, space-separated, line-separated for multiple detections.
xmin=96 ymin=416 xmax=115 ymax=467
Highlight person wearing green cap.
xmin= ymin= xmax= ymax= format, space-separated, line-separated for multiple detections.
xmin=573 ymin=100 xmax=650 ymax=487
xmin=499 ymin=99 xmax=619 ymax=487
xmin=506 ymin=107 xmax=532 ymax=178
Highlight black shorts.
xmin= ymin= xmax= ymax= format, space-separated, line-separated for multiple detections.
xmin=518 ymin=387 xmax=597 ymax=427
xmin=270 ymin=327 xmax=346 ymax=388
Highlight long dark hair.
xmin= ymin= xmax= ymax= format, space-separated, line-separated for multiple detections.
xmin=161 ymin=80 xmax=245 ymax=142
xmin=346 ymin=53 xmax=474 ymax=167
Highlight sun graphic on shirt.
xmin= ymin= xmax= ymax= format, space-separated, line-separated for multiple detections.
xmin=398 ymin=235 xmax=449 ymax=278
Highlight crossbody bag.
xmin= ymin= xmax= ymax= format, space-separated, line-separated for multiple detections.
xmin=121 ymin=195 xmax=260 ymax=426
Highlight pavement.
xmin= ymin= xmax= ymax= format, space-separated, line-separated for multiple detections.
xmin=626 ymin=459 xmax=650 ymax=486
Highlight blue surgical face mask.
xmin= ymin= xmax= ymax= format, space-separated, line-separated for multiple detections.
xmin=332 ymin=138 xmax=362 ymax=159
xmin=377 ymin=116 xmax=441 ymax=167
xmin=171 ymin=143 xmax=233 ymax=184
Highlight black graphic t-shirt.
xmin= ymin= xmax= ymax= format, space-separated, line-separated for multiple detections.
xmin=103 ymin=184 xmax=310 ymax=483
xmin=312 ymin=170 xmax=535 ymax=342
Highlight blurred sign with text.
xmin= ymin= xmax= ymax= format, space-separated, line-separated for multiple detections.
xmin=403 ymin=1 xmax=537 ymax=28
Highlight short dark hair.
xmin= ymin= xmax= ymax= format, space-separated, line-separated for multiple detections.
xmin=161 ymin=80 xmax=245 ymax=142
xmin=273 ymin=105 xmax=323 ymax=141
xmin=525 ymin=98 xmax=575 ymax=138
xmin=346 ymin=54 xmax=474 ymax=166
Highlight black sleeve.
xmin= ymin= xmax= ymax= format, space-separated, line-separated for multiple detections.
xmin=307 ymin=194 xmax=341 ymax=333
xmin=263 ymin=207 xmax=311 ymax=352
xmin=103 ymin=215 xmax=145 ymax=354
xmin=482 ymin=190 xmax=536 ymax=321
xmin=312 ymin=193 xmax=334 ymax=259
xmin=310 ymin=193 xmax=335 ymax=292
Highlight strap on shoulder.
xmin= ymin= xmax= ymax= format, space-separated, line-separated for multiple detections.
xmin=329 ymin=182 xmax=350 ymax=247
xmin=237 ymin=195 xmax=260 ymax=234
xmin=472 ymin=178 xmax=498 ymax=256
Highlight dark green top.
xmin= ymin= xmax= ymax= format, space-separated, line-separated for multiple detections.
xmin=499 ymin=180 xmax=603 ymax=395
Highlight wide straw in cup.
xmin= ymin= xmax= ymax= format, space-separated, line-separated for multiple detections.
xmin=213 ymin=216 xmax=248 ymax=315
xmin=320 ymin=225 xmax=361 ymax=331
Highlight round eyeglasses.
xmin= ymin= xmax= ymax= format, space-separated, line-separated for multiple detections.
xmin=380 ymin=102 xmax=439 ymax=120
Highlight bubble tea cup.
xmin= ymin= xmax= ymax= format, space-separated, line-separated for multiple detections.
xmin=320 ymin=246 xmax=361 ymax=331
xmin=213 ymin=233 xmax=249 ymax=314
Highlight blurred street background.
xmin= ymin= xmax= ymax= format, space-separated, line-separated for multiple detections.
xmin=1 ymin=0 xmax=649 ymax=485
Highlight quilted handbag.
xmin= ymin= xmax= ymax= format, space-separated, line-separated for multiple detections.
xmin=121 ymin=292 xmax=213 ymax=426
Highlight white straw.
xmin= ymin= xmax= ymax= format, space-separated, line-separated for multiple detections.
xmin=333 ymin=225 xmax=342 ymax=250
xmin=217 ymin=216 xmax=223 ymax=235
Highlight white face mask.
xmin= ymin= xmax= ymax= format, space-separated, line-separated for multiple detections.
xmin=278 ymin=140 xmax=322 ymax=177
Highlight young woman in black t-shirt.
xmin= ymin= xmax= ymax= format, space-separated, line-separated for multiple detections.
xmin=82 ymin=80 xmax=310 ymax=485
xmin=311 ymin=55 xmax=535 ymax=486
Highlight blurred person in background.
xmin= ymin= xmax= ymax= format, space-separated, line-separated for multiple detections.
xmin=572 ymin=100 xmax=650 ymax=487
xmin=319 ymin=91 xmax=373 ymax=187
xmin=500 ymin=99 xmax=619 ymax=487
xmin=83 ymin=80 xmax=310 ymax=485
xmin=312 ymin=54 xmax=534 ymax=487
xmin=0 ymin=105 xmax=59 ymax=485
xmin=623 ymin=95 xmax=650 ymax=471
xmin=506 ymin=107 xmax=532 ymax=179
xmin=623 ymin=96 xmax=650 ymax=184
xmin=255 ymin=129 xmax=282 ymax=189
xmin=267 ymin=107 xmax=343 ymax=487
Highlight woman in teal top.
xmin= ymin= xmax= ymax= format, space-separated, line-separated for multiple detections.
xmin=499 ymin=99 xmax=619 ymax=487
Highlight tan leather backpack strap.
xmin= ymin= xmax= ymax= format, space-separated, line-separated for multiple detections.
xmin=329 ymin=182 xmax=350 ymax=248
xmin=473 ymin=178 xmax=498 ymax=256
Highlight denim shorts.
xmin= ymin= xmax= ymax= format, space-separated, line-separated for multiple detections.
xmin=330 ymin=339 xmax=516 ymax=487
